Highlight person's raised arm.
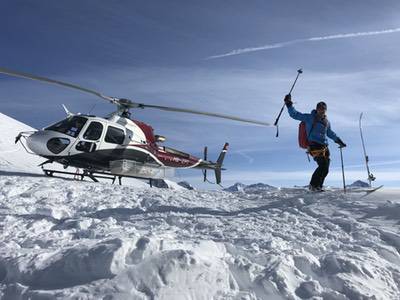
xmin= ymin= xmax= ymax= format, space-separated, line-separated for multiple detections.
xmin=284 ymin=94 xmax=308 ymax=121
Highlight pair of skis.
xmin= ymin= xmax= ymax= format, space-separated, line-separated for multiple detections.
xmin=341 ymin=113 xmax=380 ymax=194
xmin=350 ymin=184 xmax=384 ymax=197
xmin=341 ymin=113 xmax=380 ymax=195
xmin=359 ymin=113 xmax=376 ymax=188
xmin=302 ymin=185 xmax=384 ymax=197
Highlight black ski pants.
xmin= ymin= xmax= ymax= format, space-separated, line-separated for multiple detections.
xmin=309 ymin=145 xmax=330 ymax=188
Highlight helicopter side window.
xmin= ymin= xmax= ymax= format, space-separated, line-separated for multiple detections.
xmin=83 ymin=122 xmax=103 ymax=140
xmin=105 ymin=126 xmax=125 ymax=145
xmin=45 ymin=116 xmax=87 ymax=138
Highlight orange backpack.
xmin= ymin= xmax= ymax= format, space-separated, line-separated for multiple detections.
xmin=298 ymin=121 xmax=309 ymax=149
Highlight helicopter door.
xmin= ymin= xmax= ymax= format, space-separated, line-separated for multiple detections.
xmin=75 ymin=121 xmax=104 ymax=153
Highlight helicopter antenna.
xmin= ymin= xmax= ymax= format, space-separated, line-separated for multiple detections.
xmin=0 ymin=67 xmax=271 ymax=126
xmin=62 ymin=104 xmax=73 ymax=117
xmin=88 ymin=103 xmax=97 ymax=115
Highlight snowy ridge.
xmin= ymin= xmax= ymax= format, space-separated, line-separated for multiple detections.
xmin=0 ymin=113 xmax=400 ymax=299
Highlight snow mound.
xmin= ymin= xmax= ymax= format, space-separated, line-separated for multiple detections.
xmin=177 ymin=181 xmax=195 ymax=190
xmin=151 ymin=179 xmax=187 ymax=190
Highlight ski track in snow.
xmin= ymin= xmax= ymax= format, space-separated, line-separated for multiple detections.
xmin=1 ymin=112 xmax=400 ymax=299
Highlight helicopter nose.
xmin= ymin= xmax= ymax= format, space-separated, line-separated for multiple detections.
xmin=26 ymin=131 xmax=72 ymax=156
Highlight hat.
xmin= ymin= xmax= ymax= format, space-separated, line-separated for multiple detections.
xmin=316 ymin=101 xmax=327 ymax=110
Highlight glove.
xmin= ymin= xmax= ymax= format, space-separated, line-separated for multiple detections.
xmin=336 ymin=138 xmax=346 ymax=148
xmin=284 ymin=94 xmax=293 ymax=107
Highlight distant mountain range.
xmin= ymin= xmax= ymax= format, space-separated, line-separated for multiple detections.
xmin=224 ymin=182 xmax=276 ymax=193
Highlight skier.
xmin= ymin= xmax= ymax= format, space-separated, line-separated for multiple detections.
xmin=284 ymin=94 xmax=346 ymax=191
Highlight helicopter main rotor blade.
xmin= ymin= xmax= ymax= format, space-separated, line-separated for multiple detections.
xmin=0 ymin=67 xmax=270 ymax=126
xmin=135 ymin=103 xmax=271 ymax=126
xmin=0 ymin=67 xmax=116 ymax=104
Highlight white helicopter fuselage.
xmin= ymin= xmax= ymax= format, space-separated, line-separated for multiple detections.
xmin=24 ymin=114 xmax=203 ymax=175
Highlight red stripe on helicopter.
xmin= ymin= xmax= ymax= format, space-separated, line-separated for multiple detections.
xmin=127 ymin=143 xmax=199 ymax=168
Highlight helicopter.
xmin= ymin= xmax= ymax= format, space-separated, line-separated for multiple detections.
xmin=0 ymin=67 xmax=271 ymax=185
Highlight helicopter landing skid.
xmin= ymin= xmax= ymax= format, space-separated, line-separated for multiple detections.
xmin=42 ymin=168 xmax=156 ymax=187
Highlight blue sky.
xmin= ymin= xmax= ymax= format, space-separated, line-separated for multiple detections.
xmin=1 ymin=0 xmax=400 ymax=188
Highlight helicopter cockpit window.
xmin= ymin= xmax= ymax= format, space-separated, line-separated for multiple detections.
xmin=83 ymin=122 xmax=103 ymax=140
xmin=45 ymin=116 xmax=88 ymax=138
xmin=105 ymin=126 xmax=125 ymax=145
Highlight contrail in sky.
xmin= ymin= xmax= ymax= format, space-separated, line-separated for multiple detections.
xmin=207 ymin=27 xmax=400 ymax=59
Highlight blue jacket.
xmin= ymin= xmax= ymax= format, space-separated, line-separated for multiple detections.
xmin=287 ymin=106 xmax=339 ymax=145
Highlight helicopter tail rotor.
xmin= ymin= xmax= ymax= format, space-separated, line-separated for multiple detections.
xmin=200 ymin=143 xmax=228 ymax=185
xmin=203 ymin=146 xmax=208 ymax=183
xmin=214 ymin=143 xmax=229 ymax=185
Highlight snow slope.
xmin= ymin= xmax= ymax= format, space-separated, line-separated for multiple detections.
xmin=1 ymin=113 xmax=400 ymax=299
xmin=0 ymin=112 xmax=44 ymax=173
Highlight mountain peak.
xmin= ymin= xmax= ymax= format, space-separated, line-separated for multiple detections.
xmin=348 ymin=180 xmax=370 ymax=188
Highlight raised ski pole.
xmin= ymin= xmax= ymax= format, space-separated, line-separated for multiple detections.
xmin=274 ymin=69 xmax=303 ymax=137
xmin=339 ymin=146 xmax=346 ymax=193
xmin=359 ymin=113 xmax=375 ymax=187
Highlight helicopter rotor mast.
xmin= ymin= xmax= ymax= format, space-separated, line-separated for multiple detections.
xmin=0 ymin=67 xmax=271 ymax=127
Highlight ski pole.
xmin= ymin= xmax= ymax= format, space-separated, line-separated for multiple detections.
xmin=274 ymin=68 xmax=303 ymax=137
xmin=339 ymin=146 xmax=346 ymax=193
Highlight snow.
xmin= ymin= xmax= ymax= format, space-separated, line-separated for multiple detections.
xmin=1 ymin=112 xmax=400 ymax=299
